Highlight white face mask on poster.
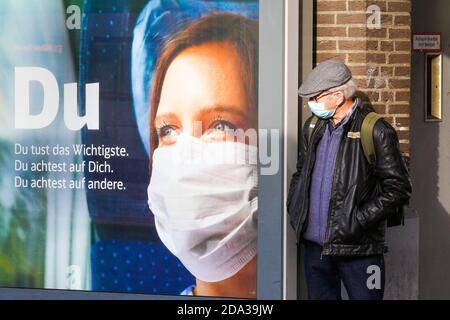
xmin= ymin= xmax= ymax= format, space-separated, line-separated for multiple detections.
xmin=147 ymin=133 xmax=258 ymax=282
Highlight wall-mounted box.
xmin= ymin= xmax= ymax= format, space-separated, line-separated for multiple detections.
xmin=425 ymin=53 xmax=443 ymax=122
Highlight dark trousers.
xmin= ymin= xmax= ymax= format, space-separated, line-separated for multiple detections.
xmin=303 ymin=241 xmax=385 ymax=300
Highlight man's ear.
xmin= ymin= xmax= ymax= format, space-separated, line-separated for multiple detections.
xmin=335 ymin=92 xmax=345 ymax=107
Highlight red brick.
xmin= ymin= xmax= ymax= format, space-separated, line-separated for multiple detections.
xmin=317 ymin=26 xmax=347 ymax=37
xmin=394 ymin=15 xmax=411 ymax=26
xmin=365 ymin=91 xmax=381 ymax=102
xmin=354 ymin=78 xmax=372 ymax=89
xmin=316 ymin=52 xmax=347 ymax=63
xmin=381 ymin=41 xmax=394 ymax=51
xmin=351 ymin=65 xmax=378 ymax=77
xmin=395 ymin=40 xmax=411 ymax=51
xmin=381 ymin=13 xmax=394 ymax=25
xmin=349 ymin=1 xmax=387 ymax=12
xmin=317 ymin=14 xmax=335 ymax=24
xmin=372 ymin=103 xmax=387 ymax=114
xmin=395 ymin=66 xmax=411 ymax=77
xmin=373 ymin=77 xmax=387 ymax=89
xmin=348 ymin=53 xmax=386 ymax=64
xmin=388 ymin=2 xmax=411 ymax=13
xmin=389 ymin=104 xmax=410 ymax=114
xmin=367 ymin=28 xmax=389 ymax=38
xmin=348 ymin=53 xmax=367 ymax=63
xmin=381 ymin=66 xmax=394 ymax=76
xmin=338 ymin=40 xmax=378 ymax=51
xmin=336 ymin=13 xmax=367 ymax=24
xmin=348 ymin=1 xmax=369 ymax=11
xmin=395 ymin=91 xmax=411 ymax=102
xmin=348 ymin=27 xmax=367 ymax=37
xmin=389 ymin=79 xmax=410 ymax=89
xmin=316 ymin=40 xmax=337 ymax=51
xmin=381 ymin=91 xmax=395 ymax=102
xmin=317 ymin=1 xmax=347 ymax=12
xmin=389 ymin=28 xmax=411 ymax=39
xmin=394 ymin=116 xmax=410 ymax=128
xmin=389 ymin=53 xmax=411 ymax=64
xmin=348 ymin=27 xmax=387 ymax=38
xmin=367 ymin=40 xmax=380 ymax=51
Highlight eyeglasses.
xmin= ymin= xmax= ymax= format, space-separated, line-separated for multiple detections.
xmin=310 ymin=91 xmax=338 ymax=103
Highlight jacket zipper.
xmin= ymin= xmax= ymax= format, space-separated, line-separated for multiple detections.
xmin=321 ymin=125 xmax=346 ymax=257
xmin=319 ymin=128 xmax=334 ymax=246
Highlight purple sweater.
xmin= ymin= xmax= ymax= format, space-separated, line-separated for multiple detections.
xmin=303 ymin=100 xmax=358 ymax=245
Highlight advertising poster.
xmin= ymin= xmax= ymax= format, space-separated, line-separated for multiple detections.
xmin=0 ymin=0 xmax=259 ymax=298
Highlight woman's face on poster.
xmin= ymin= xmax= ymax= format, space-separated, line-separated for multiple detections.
xmin=154 ymin=41 xmax=256 ymax=147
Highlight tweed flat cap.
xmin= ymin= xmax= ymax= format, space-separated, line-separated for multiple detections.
xmin=298 ymin=60 xmax=352 ymax=98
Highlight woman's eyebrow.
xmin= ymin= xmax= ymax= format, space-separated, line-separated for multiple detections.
xmin=154 ymin=112 xmax=179 ymax=124
xmin=198 ymin=105 xmax=247 ymax=118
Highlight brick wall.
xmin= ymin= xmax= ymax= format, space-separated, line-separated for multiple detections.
xmin=314 ymin=0 xmax=411 ymax=154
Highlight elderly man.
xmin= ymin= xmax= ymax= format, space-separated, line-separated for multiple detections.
xmin=287 ymin=60 xmax=412 ymax=300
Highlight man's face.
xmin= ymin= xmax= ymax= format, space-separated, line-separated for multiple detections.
xmin=309 ymin=91 xmax=344 ymax=111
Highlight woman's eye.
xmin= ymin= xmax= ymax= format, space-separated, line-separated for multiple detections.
xmin=158 ymin=125 xmax=177 ymax=138
xmin=212 ymin=120 xmax=237 ymax=132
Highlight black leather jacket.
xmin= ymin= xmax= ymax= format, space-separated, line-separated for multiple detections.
xmin=287 ymin=101 xmax=412 ymax=256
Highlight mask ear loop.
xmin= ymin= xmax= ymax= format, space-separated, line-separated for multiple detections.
xmin=331 ymin=91 xmax=345 ymax=114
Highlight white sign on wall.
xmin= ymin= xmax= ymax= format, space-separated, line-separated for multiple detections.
xmin=413 ymin=33 xmax=442 ymax=52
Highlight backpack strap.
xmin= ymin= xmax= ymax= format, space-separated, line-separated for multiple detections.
xmin=308 ymin=116 xmax=319 ymax=144
xmin=308 ymin=112 xmax=383 ymax=165
xmin=361 ymin=112 xmax=383 ymax=165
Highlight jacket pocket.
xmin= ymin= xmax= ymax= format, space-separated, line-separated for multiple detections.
xmin=338 ymin=207 xmax=366 ymax=243
xmin=334 ymin=184 xmax=367 ymax=244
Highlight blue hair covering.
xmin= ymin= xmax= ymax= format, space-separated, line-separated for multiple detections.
xmin=131 ymin=0 xmax=258 ymax=156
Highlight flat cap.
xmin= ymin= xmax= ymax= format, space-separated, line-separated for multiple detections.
xmin=298 ymin=60 xmax=352 ymax=98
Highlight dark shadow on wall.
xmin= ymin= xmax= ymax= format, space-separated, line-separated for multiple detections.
xmin=357 ymin=90 xmax=419 ymax=300
xmin=411 ymin=0 xmax=450 ymax=300
xmin=411 ymin=52 xmax=450 ymax=299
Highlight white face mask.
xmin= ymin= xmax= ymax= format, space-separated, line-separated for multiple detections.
xmin=147 ymin=134 xmax=258 ymax=282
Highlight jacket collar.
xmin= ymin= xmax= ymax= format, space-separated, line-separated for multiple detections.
xmin=325 ymin=97 xmax=361 ymax=131
xmin=342 ymin=97 xmax=360 ymax=125
xmin=340 ymin=97 xmax=365 ymax=131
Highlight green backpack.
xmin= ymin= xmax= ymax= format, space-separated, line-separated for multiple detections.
xmin=307 ymin=112 xmax=405 ymax=227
